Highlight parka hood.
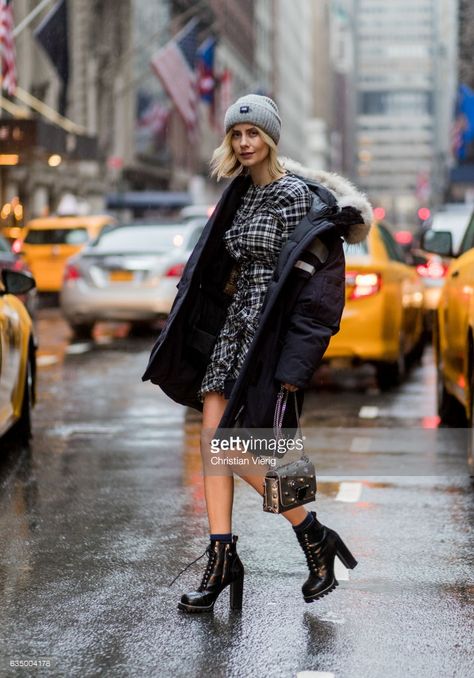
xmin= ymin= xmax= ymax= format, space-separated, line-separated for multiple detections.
xmin=280 ymin=157 xmax=373 ymax=244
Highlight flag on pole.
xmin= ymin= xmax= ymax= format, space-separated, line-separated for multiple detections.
xmin=138 ymin=101 xmax=171 ymax=139
xmin=150 ymin=18 xmax=199 ymax=139
xmin=217 ymin=69 xmax=232 ymax=132
xmin=0 ymin=0 xmax=17 ymax=95
xmin=453 ymin=84 xmax=474 ymax=163
xmin=197 ymin=37 xmax=216 ymax=104
xmin=197 ymin=37 xmax=217 ymax=126
xmin=34 ymin=0 xmax=69 ymax=115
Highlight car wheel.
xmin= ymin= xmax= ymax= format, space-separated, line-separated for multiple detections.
xmin=375 ymin=338 xmax=406 ymax=391
xmin=129 ymin=322 xmax=155 ymax=337
xmin=375 ymin=361 xmax=400 ymax=391
xmin=70 ymin=322 xmax=94 ymax=340
xmin=436 ymin=353 xmax=466 ymax=426
xmin=468 ymin=363 xmax=474 ymax=473
xmin=11 ymin=356 xmax=34 ymax=444
xmin=407 ymin=333 xmax=425 ymax=367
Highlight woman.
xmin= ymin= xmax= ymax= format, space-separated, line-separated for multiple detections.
xmin=142 ymin=94 xmax=372 ymax=613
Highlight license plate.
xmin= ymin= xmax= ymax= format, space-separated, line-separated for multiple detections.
xmin=109 ymin=270 xmax=133 ymax=282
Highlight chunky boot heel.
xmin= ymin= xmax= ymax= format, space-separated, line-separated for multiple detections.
xmin=174 ymin=536 xmax=245 ymax=613
xmin=229 ymin=573 xmax=244 ymax=610
xmin=295 ymin=512 xmax=357 ymax=603
xmin=335 ymin=536 xmax=358 ymax=570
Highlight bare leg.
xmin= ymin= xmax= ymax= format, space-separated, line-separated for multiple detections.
xmin=236 ymin=468 xmax=309 ymax=526
xmin=201 ymin=392 xmax=234 ymax=534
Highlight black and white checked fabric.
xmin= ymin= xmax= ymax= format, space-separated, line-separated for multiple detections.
xmin=198 ymin=173 xmax=312 ymax=402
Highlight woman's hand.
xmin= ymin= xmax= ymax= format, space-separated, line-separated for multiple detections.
xmin=282 ymin=383 xmax=299 ymax=392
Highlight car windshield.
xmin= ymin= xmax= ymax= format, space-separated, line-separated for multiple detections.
xmin=24 ymin=228 xmax=89 ymax=245
xmin=0 ymin=234 xmax=11 ymax=252
xmin=92 ymin=224 xmax=192 ymax=253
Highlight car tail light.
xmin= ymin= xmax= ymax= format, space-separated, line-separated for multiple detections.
xmin=12 ymin=259 xmax=25 ymax=272
xmin=416 ymin=259 xmax=447 ymax=279
xmin=165 ymin=263 xmax=185 ymax=277
xmin=346 ymin=270 xmax=382 ymax=299
xmin=63 ymin=263 xmax=81 ymax=281
xmin=12 ymin=239 xmax=22 ymax=254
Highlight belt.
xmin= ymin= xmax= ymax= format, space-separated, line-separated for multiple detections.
xmin=223 ymin=262 xmax=242 ymax=296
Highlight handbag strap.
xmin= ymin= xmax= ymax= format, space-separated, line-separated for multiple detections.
xmin=273 ymin=386 xmax=308 ymax=462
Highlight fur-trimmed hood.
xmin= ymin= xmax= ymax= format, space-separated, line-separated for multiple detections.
xmin=280 ymin=157 xmax=373 ymax=244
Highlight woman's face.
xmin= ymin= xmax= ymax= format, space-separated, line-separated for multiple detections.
xmin=230 ymin=124 xmax=270 ymax=169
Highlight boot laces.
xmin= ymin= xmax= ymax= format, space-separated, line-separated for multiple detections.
xmin=168 ymin=545 xmax=212 ymax=587
xmin=300 ymin=533 xmax=324 ymax=574
xmin=198 ymin=548 xmax=218 ymax=591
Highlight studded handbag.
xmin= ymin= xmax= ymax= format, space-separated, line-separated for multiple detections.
xmin=262 ymin=387 xmax=317 ymax=513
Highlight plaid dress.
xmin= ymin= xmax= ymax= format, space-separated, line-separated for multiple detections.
xmin=197 ymin=172 xmax=313 ymax=402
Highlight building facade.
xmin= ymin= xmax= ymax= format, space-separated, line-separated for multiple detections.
xmin=354 ymin=0 xmax=458 ymax=224
xmin=2 ymin=0 xmax=134 ymax=221
xmin=272 ymin=0 xmax=312 ymax=162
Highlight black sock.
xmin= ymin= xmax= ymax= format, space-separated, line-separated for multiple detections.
xmin=292 ymin=511 xmax=316 ymax=533
xmin=210 ymin=533 xmax=232 ymax=543
xmin=292 ymin=511 xmax=324 ymax=539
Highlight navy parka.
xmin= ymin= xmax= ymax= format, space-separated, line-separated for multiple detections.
xmin=142 ymin=173 xmax=348 ymax=432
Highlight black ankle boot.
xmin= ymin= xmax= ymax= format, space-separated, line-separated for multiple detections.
xmin=296 ymin=513 xmax=358 ymax=602
xmin=177 ymin=535 xmax=244 ymax=613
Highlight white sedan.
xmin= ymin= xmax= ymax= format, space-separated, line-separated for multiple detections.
xmin=59 ymin=219 xmax=205 ymax=338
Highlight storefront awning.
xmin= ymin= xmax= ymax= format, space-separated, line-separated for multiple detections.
xmin=106 ymin=191 xmax=192 ymax=210
xmin=0 ymin=118 xmax=97 ymax=161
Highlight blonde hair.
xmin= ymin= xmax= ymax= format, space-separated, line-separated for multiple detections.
xmin=210 ymin=126 xmax=285 ymax=181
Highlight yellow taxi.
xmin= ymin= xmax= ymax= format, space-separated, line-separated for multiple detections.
xmin=325 ymin=222 xmax=424 ymax=390
xmin=16 ymin=215 xmax=115 ymax=292
xmin=0 ymin=269 xmax=37 ymax=444
xmin=425 ymin=219 xmax=474 ymax=467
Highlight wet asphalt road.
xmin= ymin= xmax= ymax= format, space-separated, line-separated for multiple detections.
xmin=0 ymin=309 xmax=473 ymax=678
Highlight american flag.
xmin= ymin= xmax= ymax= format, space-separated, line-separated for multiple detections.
xmin=217 ymin=69 xmax=233 ymax=132
xmin=150 ymin=18 xmax=199 ymax=139
xmin=0 ymin=0 xmax=16 ymax=95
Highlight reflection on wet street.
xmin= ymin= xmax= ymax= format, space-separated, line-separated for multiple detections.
xmin=0 ymin=309 xmax=472 ymax=678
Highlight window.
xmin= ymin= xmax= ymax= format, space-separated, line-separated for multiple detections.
xmin=360 ymin=91 xmax=433 ymax=116
xmin=459 ymin=213 xmax=474 ymax=254
xmin=378 ymin=224 xmax=406 ymax=262
xmin=25 ymin=228 xmax=89 ymax=245
xmin=93 ymin=225 xmax=189 ymax=253
xmin=0 ymin=234 xmax=11 ymax=252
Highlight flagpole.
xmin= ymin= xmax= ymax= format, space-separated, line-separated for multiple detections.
xmin=13 ymin=0 xmax=56 ymax=37
xmin=14 ymin=86 xmax=86 ymax=134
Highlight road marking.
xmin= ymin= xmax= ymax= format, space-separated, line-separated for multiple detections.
xmin=350 ymin=437 xmax=372 ymax=453
xmin=66 ymin=343 xmax=92 ymax=354
xmin=37 ymin=355 xmax=59 ymax=367
xmin=358 ymin=405 xmax=379 ymax=419
xmin=335 ymin=481 xmax=362 ymax=502
xmin=297 ymin=672 xmax=335 ymax=678
xmin=334 ymin=558 xmax=350 ymax=581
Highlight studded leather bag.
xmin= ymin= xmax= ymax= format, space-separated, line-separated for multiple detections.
xmin=262 ymin=387 xmax=317 ymax=513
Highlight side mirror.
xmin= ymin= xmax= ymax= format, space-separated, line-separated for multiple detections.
xmin=1 ymin=269 xmax=36 ymax=295
xmin=420 ymin=229 xmax=453 ymax=257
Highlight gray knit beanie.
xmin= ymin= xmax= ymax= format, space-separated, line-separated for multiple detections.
xmin=224 ymin=94 xmax=281 ymax=144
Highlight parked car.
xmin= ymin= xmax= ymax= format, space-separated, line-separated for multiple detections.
xmin=179 ymin=205 xmax=216 ymax=222
xmin=0 ymin=233 xmax=37 ymax=318
xmin=15 ymin=215 xmax=116 ymax=292
xmin=423 ymin=204 xmax=473 ymax=256
xmin=60 ymin=218 xmax=206 ymax=338
xmin=423 ymin=219 xmax=474 ymax=469
xmin=0 ymin=269 xmax=37 ymax=444
xmin=325 ymin=222 xmax=424 ymax=390
xmin=410 ymin=248 xmax=448 ymax=332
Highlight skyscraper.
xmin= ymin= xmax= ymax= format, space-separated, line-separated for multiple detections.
xmin=354 ymin=0 xmax=457 ymax=224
